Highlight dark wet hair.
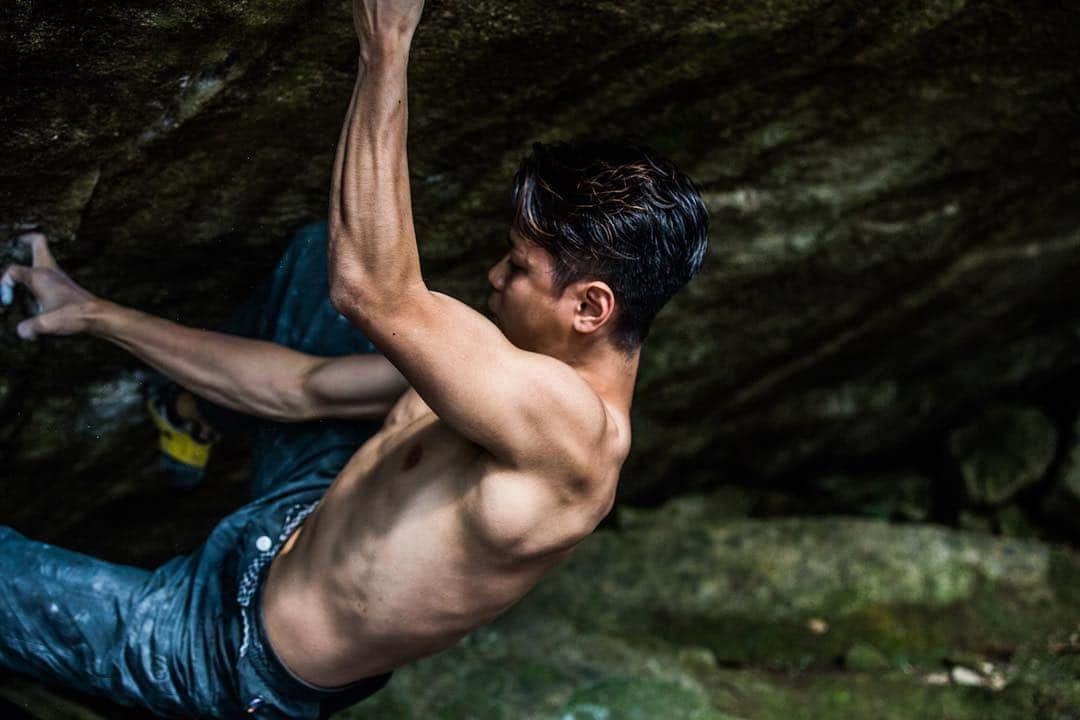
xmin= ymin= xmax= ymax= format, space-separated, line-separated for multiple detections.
xmin=510 ymin=137 xmax=709 ymax=354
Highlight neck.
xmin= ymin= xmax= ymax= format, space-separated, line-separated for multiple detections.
xmin=564 ymin=341 xmax=640 ymax=415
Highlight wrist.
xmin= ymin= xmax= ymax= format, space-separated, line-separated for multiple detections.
xmin=359 ymin=41 xmax=411 ymax=74
xmin=82 ymin=297 xmax=123 ymax=337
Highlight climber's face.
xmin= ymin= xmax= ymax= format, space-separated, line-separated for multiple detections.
xmin=486 ymin=228 xmax=571 ymax=356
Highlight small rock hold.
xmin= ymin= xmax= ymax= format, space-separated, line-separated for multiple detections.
xmin=924 ymin=672 xmax=950 ymax=685
xmin=950 ymin=666 xmax=984 ymax=687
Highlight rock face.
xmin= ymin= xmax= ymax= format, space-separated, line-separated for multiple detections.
xmin=4 ymin=0 xmax=1080 ymax=526
xmin=335 ymin=498 xmax=1080 ymax=718
xmin=3 ymin=1 xmax=1080 ymax=714
xmin=948 ymin=404 xmax=1058 ymax=505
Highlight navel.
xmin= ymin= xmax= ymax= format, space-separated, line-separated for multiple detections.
xmin=402 ymin=443 xmax=423 ymax=471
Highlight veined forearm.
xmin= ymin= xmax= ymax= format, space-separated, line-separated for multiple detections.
xmin=327 ymin=52 xmax=424 ymax=316
xmin=87 ymin=301 xmax=318 ymax=422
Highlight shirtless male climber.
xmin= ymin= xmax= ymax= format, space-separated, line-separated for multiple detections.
xmin=0 ymin=0 xmax=709 ymax=717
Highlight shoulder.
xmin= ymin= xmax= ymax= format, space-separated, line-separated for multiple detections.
xmin=517 ymin=356 xmax=625 ymax=483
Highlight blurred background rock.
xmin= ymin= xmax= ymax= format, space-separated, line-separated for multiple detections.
xmin=1 ymin=0 xmax=1078 ymax=717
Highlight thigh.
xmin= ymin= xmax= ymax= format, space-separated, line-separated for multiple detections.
xmin=193 ymin=221 xmax=384 ymax=495
xmin=193 ymin=220 xmax=377 ymax=435
xmin=249 ymin=422 xmax=374 ymax=501
xmin=247 ymin=221 xmax=384 ymax=498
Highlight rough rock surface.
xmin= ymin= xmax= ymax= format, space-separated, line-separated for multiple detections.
xmin=1057 ymin=413 xmax=1080 ymax=503
xmin=948 ymin=404 xmax=1058 ymax=505
xmin=4 ymin=1 xmax=1080 ymax=717
xmin=348 ymin=501 xmax=1080 ymax=719
xmin=4 ymin=0 xmax=1080 ymax=517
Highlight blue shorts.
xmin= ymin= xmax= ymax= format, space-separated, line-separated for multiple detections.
xmin=0 ymin=221 xmax=391 ymax=718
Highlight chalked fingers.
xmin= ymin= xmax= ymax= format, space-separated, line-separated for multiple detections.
xmin=14 ymin=306 xmax=81 ymax=340
xmin=0 ymin=261 xmax=97 ymax=329
xmin=17 ymin=231 xmax=60 ymax=270
xmin=1 ymin=264 xmax=30 ymax=306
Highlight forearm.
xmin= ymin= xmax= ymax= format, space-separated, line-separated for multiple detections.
xmin=87 ymin=300 xmax=327 ymax=422
xmin=327 ymin=48 xmax=424 ymax=319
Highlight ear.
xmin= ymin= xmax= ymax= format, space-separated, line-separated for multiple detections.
xmin=569 ymin=280 xmax=616 ymax=337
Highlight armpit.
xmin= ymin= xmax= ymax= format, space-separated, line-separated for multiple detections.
xmin=382 ymin=388 xmax=432 ymax=431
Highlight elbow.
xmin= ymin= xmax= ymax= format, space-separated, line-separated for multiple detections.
xmin=328 ymin=272 xmax=385 ymax=330
xmin=329 ymin=272 xmax=425 ymax=328
xmin=329 ymin=276 xmax=366 ymax=323
xmin=326 ymin=233 xmax=374 ymax=321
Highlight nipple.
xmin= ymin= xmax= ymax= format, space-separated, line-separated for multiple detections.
xmin=402 ymin=444 xmax=423 ymax=471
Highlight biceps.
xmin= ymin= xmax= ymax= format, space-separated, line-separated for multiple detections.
xmin=301 ymin=354 xmax=410 ymax=420
xmin=354 ymin=290 xmax=601 ymax=469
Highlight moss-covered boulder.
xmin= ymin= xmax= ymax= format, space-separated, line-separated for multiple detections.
xmin=948 ymin=405 xmax=1058 ymax=506
xmin=334 ymin=495 xmax=1080 ymax=719
xmin=2 ymin=491 xmax=1078 ymax=718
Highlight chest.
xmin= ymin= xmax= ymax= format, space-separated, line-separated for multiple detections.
xmin=381 ymin=413 xmax=477 ymax=482
xmin=358 ymin=390 xmax=486 ymax=504
xmin=361 ymin=390 xmax=608 ymax=557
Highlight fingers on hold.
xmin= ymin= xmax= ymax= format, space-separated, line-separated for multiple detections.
xmin=2 ymin=263 xmax=29 ymax=285
xmin=24 ymin=233 xmax=58 ymax=270
xmin=1 ymin=265 xmax=35 ymax=306
xmin=16 ymin=318 xmax=37 ymax=340
xmin=1 ymin=265 xmax=20 ymax=306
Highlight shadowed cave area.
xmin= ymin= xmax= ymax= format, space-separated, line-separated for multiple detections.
xmin=2 ymin=0 xmax=1080 ymax=717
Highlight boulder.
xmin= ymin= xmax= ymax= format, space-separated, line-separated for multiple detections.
xmin=947 ymin=404 xmax=1057 ymax=506
xmin=339 ymin=497 xmax=1080 ymax=719
xmin=3 ymin=0 xmax=1080 ymax=514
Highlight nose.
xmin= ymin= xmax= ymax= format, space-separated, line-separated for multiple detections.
xmin=487 ymin=253 xmax=508 ymax=291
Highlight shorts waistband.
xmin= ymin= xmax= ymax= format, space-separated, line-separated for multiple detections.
xmin=238 ymin=499 xmax=393 ymax=708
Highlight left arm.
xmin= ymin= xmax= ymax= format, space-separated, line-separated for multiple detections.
xmin=327 ymin=1 xmax=608 ymax=478
xmin=1 ymin=232 xmax=409 ymax=423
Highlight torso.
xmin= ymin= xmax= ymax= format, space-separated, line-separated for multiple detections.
xmin=261 ymin=388 xmax=626 ymax=687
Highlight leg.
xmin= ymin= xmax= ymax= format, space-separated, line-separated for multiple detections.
xmin=163 ymin=221 xmax=382 ymax=498
xmin=231 ymin=221 xmax=383 ymax=498
xmin=186 ymin=220 xmax=377 ymax=434
xmin=0 ymin=526 xmax=157 ymax=708
xmin=239 ymin=219 xmax=376 ymax=358
xmin=0 ymin=493 xmax=391 ymax=718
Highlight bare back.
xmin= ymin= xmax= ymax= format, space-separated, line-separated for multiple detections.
xmin=262 ymin=388 xmax=625 ymax=687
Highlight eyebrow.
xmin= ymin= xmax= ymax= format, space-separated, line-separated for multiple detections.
xmin=506 ymin=234 xmax=530 ymax=267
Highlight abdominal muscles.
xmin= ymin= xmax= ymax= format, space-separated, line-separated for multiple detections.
xmin=265 ymin=411 xmax=580 ymax=684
